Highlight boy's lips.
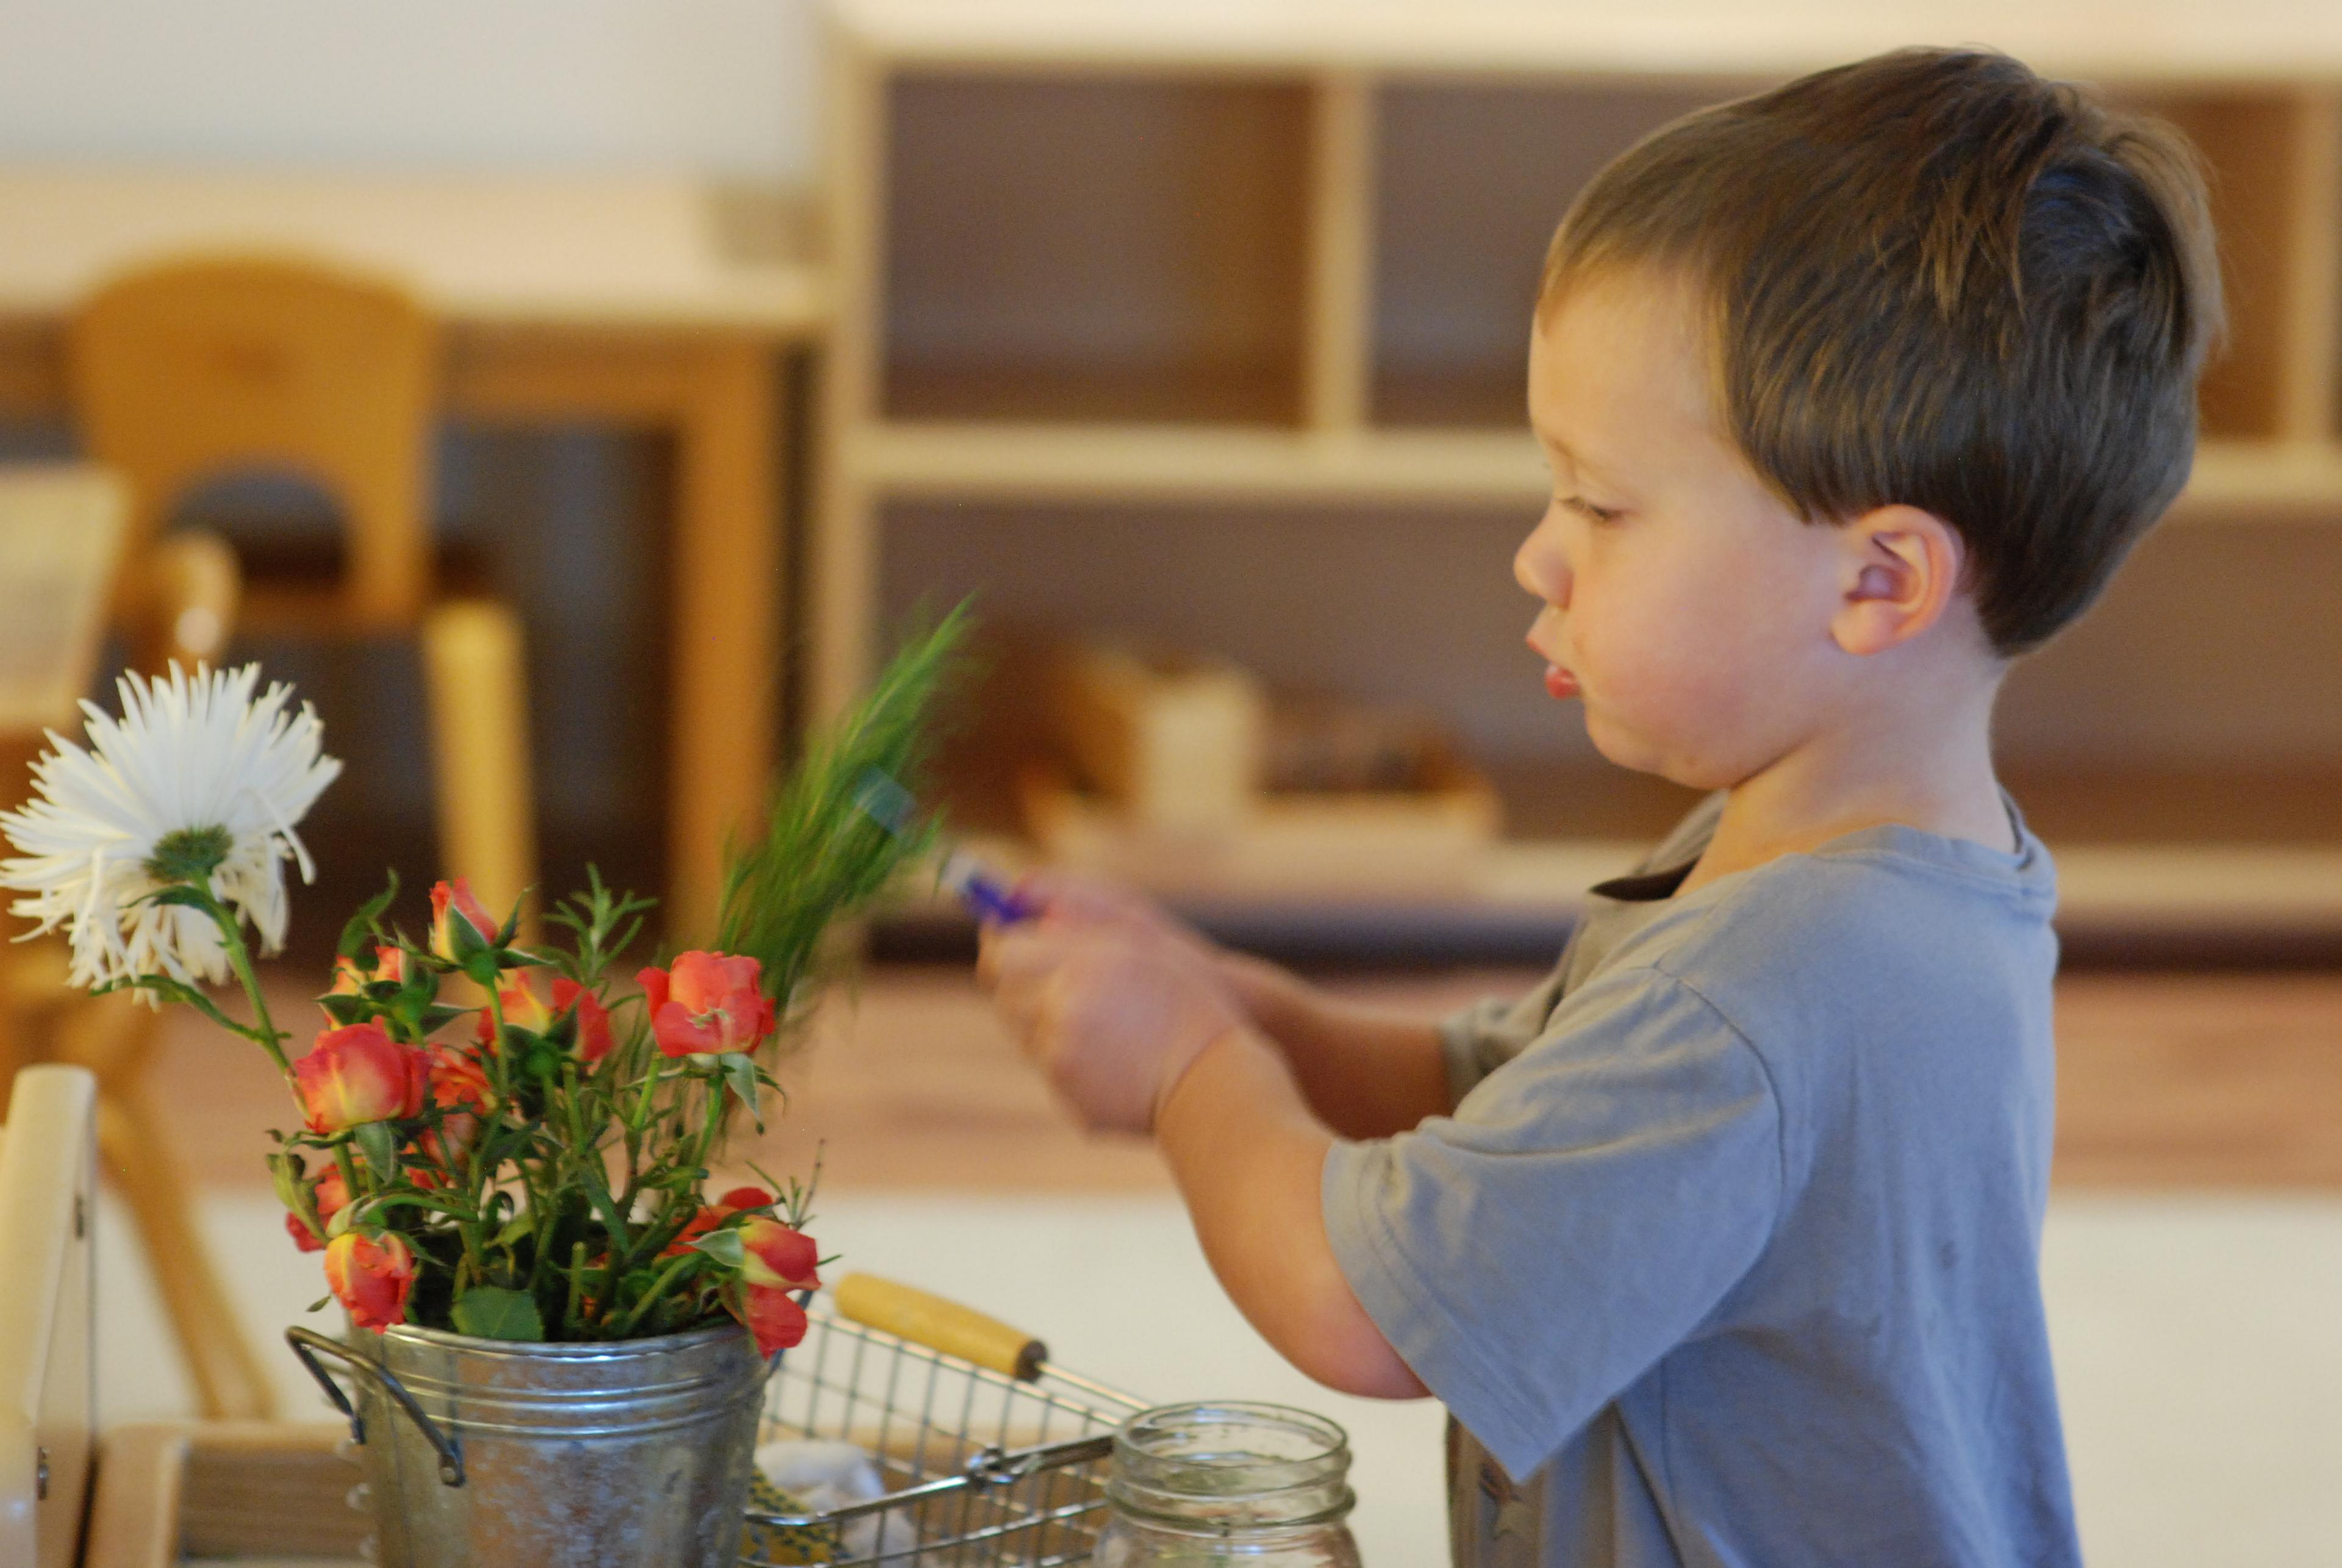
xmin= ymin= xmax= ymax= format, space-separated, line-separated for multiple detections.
xmin=1543 ymin=663 xmax=1580 ymax=700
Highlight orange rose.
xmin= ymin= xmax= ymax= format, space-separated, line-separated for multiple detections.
xmin=553 ymin=977 xmax=615 ymax=1062
xmin=324 ymin=1230 xmax=417 ymax=1330
xmin=475 ymin=972 xmax=554 ymax=1050
xmin=429 ymin=878 xmax=496 ymax=962
xmin=328 ymin=943 xmax=407 ymax=997
xmin=661 ymin=1186 xmax=773 ymax=1259
xmin=739 ymin=1216 xmax=821 ymax=1294
xmin=739 ymin=1283 xmax=809 ymax=1356
xmin=284 ymin=1166 xmax=350 ymax=1254
xmin=296 ymin=1023 xmax=429 ymax=1134
xmin=637 ymin=951 xmax=775 ymax=1059
xmin=415 ymin=1045 xmax=493 ymax=1167
xmin=732 ymin=1217 xmax=819 ymax=1353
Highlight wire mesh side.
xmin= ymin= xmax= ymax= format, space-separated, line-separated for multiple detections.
xmin=746 ymin=1307 xmax=1145 ymax=1567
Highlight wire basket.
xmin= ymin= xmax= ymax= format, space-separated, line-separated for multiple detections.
xmin=742 ymin=1276 xmax=1148 ymax=1567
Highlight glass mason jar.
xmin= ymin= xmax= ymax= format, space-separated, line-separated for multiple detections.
xmin=1090 ymin=1402 xmax=1364 ymax=1567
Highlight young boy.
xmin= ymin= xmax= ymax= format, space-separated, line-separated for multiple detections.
xmin=979 ymin=48 xmax=2218 ymax=1565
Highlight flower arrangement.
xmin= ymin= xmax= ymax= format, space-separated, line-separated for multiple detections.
xmin=1 ymin=614 xmax=965 ymax=1356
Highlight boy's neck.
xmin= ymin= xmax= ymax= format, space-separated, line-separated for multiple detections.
xmin=1679 ymin=673 xmax=2012 ymax=897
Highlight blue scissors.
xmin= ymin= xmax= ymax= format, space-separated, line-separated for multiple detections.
xmin=851 ymin=768 xmax=1037 ymax=925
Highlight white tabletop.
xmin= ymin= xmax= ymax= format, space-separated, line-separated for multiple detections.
xmin=0 ymin=169 xmax=823 ymax=334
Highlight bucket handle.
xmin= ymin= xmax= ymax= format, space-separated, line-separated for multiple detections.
xmin=286 ymin=1326 xmax=467 ymax=1487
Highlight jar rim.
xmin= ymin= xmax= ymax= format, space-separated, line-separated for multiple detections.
xmin=1108 ymin=1401 xmax=1356 ymax=1527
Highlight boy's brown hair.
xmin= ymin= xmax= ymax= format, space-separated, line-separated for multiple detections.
xmin=1542 ymin=48 xmax=2222 ymax=656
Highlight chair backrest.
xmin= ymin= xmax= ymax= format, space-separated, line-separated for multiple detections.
xmin=0 ymin=465 xmax=126 ymax=736
xmin=0 ymin=1065 xmax=98 ymax=1568
xmin=67 ymin=254 xmax=438 ymax=629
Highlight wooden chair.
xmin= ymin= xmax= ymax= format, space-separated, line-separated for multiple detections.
xmin=65 ymin=254 xmax=538 ymax=924
xmin=0 ymin=1064 xmax=98 ymax=1568
xmin=0 ymin=465 xmax=271 ymax=1423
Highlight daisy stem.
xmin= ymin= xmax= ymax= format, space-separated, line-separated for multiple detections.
xmin=198 ymin=893 xmax=293 ymax=1084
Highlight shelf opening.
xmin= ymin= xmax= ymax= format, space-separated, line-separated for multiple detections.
xmin=1369 ymin=80 xmax=1748 ymax=429
xmin=881 ymin=73 xmax=1314 ymax=426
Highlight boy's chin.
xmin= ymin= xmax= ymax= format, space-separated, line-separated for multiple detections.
xmin=1584 ymin=715 xmax=1733 ymax=793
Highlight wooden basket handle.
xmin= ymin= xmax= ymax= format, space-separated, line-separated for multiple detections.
xmin=830 ymin=1274 xmax=1047 ymax=1381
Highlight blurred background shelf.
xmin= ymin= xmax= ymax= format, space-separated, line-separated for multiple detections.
xmin=811 ymin=2 xmax=2342 ymax=956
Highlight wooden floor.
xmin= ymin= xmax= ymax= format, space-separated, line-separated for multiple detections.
xmin=135 ymin=963 xmax=2342 ymax=1194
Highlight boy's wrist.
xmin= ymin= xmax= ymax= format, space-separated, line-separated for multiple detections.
xmin=1216 ymin=951 xmax=1309 ymax=1036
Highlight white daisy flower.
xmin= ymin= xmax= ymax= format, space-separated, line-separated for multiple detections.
xmin=0 ymin=663 xmax=342 ymax=993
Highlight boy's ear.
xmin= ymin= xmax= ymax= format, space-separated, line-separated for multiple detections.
xmin=1828 ymin=504 xmax=1966 ymax=657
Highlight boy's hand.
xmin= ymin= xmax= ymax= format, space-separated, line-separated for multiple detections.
xmin=977 ymin=907 xmax=1249 ymax=1136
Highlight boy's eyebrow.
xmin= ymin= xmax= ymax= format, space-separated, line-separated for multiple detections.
xmin=1534 ymin=427 xmax=1619 ymax=489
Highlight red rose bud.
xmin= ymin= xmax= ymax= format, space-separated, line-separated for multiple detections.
xmin=637 ymin=951 xmax=776 ymax=1059
xmin=329 ymin=944 xmax=407 ymax=996
xmin=475 ymin=973 xmax=554 ymax=1049
xmin=429 ymin=878 xmax=496 ymax=962
xmin=739 ymin=1217 xmax=821 ymax=1294
xmin=324 ymin=1230 xmax=417 ymax=1330
xmin=661 ymin=1186 xmax=776 ymax=1259
xmin=285 ymin=1166 xmax=351 ymax=1254
xmin=296 ymin=1023 xmax=430 ymax=1134
xmin=739 ymin=1283 xmax=809 ymax=1356
xmin=553 ymin=977 xmax=615 ymax=1062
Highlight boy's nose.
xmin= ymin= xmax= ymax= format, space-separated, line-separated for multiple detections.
xmin=1514 ymin=521 xmax=1570 ymax=608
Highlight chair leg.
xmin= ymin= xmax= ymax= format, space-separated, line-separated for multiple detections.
xmin=421 ymin=598 xmax=539 ymax=937
xmin=59 ymin=995 xmax=276 ymax=1420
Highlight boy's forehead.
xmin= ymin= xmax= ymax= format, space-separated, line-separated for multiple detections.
xmin=1529 ymin=267 xmax=1720 ymax=464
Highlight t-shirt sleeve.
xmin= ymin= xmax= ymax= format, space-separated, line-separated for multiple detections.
xmin=1326 ymin=966 xmax=1783 ymax=1480
xmin=1438 ymin=968 xmax=1568 ymax=1108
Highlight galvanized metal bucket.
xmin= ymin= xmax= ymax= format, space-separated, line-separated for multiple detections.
xmin=289 ymin=1319 xmax=764 ymax=1567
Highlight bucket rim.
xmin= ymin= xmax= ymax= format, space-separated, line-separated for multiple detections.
xmin=354 ymin=1317 xmax=759 ymax=1361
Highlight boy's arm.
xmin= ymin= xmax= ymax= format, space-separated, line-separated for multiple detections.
xmin=978 ymin=915 xmax=1430 ymax=1400
xmin=1217 ymin=952 xmax=1453 ymax=1138
xmin=1009 ymin=873 xmax=1451 ymax=1137
xmin=1154 ymin=1023 xmax=1430 ymax=1398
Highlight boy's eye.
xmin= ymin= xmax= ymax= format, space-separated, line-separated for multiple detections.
xmin=1564 ymin=497 xmax=1622 ymax=524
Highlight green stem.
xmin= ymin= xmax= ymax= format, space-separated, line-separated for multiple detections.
xmin=198 ymin=893 xmax=292 ymax=1083
xmin=565 ymin=1240 xmax=590 ymax=1331
xmin=612 ymin=1251 xmax=698 ymax=1337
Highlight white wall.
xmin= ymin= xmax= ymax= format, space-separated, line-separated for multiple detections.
xmin=0 ymin=0 xmax=822 ymax=179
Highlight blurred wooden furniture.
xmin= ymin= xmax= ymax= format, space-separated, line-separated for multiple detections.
xmin=68 ymin=256 xmax=539 ymax=922
xmin=0 ymin=465 xmax=270 ymax=1423
xmin=0 ymin=1065 xmax=98 ymax=1568
xmin=85 ymin=1422 xmax=368 ymax=1567
xmin=0 ymin=173 xmax=827 ymax=938
xmin=815 ymin=0 xmax=2342 ymax=943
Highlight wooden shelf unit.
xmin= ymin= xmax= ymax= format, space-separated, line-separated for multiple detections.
xmin=813 ymin=1 xmax=2342 ymax=942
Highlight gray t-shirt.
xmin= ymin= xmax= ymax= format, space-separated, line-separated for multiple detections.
xmin=1322 ymin=795 xmax=2080 ymax=1567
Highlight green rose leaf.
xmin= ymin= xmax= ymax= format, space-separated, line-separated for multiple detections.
xmin=353 ymin=1119 xmax=398 ymax=1177
xmin=720 ymin=1053 xmax=762 ymax=1126
xmin=690 ymin=1228 xmax=745 ymax=1269
xmin=452 ymin=1284 xmax=545 ymax=1342
xmin=337 ymin=873 xmax=400 ymax=960
xmin=317 ymin=992 xmax=374 ymax=1028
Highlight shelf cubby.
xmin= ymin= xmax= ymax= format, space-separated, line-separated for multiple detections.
xmin=1369 ymin=79 xmax=1738 ymax=429
xmin=879 ymin=72 xmax=1315 ymax=426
